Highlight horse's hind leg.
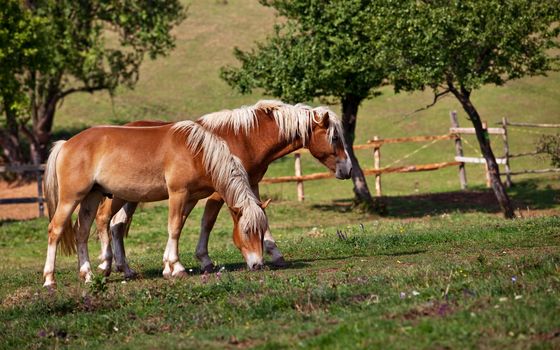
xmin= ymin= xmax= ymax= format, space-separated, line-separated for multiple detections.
xmin=43 ymin=200 xmax=80 ymax=287
xmin=111 ymin=201 xmax=139 ymax=279
xmin=76 ymin=192 xmax=103 ymax=282
xmin=163 ymin=194 xmax=197 ymax=278
xmin=196 ymin=193 xmax=224 ymax=273
xmin=95 ymin=197 xmax=127 ymax=276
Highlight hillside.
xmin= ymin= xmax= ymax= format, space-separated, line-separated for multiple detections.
xmin=55 ymin=0 xmax=560 ymax=203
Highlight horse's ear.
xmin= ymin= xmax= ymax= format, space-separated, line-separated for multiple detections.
xmin=313 ymin=110 xmax=330 ymax=128
xmin=260 ymin=198 xmax=272 ymax=210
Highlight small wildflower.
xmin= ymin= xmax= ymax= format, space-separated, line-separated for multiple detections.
xmin=216 ymin=271 xmax=222 ymax=280
xmin=189 ymin=268 xmax=193 ymax=273
xmin=511 ymin=276 xmax=517 ymax=283
xmin=515 ymin=295 xmax=523 ymax=300
xmin=399 ymin=292 xmax=406 ymax=299
xmin=412 ymin=290 xmax=420 ymax=296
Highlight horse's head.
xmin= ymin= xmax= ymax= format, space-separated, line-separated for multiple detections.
xmin=307 ymin=108 xmax=352 ymax=179
xmin=229 ymin=199 xmax=271 ymax=270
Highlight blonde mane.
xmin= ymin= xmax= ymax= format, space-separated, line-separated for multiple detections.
xmin=198 ymin=100 xmax=344 ymax=146
xmin=171 ymin=121 xmax=268 ymax=235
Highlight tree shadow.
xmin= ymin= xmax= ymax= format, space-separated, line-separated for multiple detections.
xmin=312 ymin=178 xmax=559 ymax=218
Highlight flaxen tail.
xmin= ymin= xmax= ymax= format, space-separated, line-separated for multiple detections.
xmin=44 ymin=141 xmax=76 ymax=255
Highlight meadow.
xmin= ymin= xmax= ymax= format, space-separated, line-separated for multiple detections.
xmin=1 ymin=199 xmax=559 ymax=349
xmin=1 ymin=0 xmax=559 ymax=349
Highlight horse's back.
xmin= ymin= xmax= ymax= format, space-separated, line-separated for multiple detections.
xmin=59 ymin=125 xmax=182 ymax=202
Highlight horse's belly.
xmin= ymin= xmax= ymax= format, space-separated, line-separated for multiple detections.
xmin=97 ymin=177 xmax=168 ymax=203
xmin=113 ymin=185 xmax=168 ymax=202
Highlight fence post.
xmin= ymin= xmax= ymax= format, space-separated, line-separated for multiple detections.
xmin=294 ymin=152 xmax=304 ymax=201
xmin=482 ymin=121 xmax=492 ymax=188
xmin=450 ymin=111 xmax=467 ymax=189
xmin=31 ymin=145 xmax=45 ymax=217
xmin=501 ymin=117 xmax=512 ymax=188
xmin=373 ymin=136 xmax=382 ymax=197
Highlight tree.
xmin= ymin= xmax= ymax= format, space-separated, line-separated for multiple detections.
xmin=0 ymin=0 xmax=185 ymax=163
xmin=377 ymin=0 xmax=560 ymax=218
xmin=0 ymin=0 xmax=49 ymax=165
xmin=221 ymin=0 xmax=384 ymax=209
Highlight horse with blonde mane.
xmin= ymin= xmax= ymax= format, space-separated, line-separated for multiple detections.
xmin=95 ymin=100 xmax=352 ymax=278
xmin=43 ymin=121 xmax=270 ymax=287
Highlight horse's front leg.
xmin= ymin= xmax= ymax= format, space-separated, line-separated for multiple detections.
xmin=252 ymin=184 xmax=287 ymax=267
xmin=162 ymin=194 xmax=196 ymax=278
xmin=76 ymin=192 xmax=104 ymax=283
xmin=111 ymin=201 xmax=139 ymax=279
xmin=196 ymin=193 xmax=224 ymax=273
xmin=95 ymin=197 xmax=126 ymax=276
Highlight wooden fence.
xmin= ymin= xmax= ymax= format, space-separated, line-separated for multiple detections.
xmin=262 ymin=112 xmax=560 ymax=201
xmin=0 ymin=163 xmax=46 ymax=217
xmin=1 ymin=113 xmax=559 ymax=212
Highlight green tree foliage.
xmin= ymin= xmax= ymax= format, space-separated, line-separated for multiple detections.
xmin=0 ymin=0 xmax=50 ymax=164
xmin=221 ymin=0 xmax=384 ymax=209
xmin=0 ymin=0 xmax=185 ymax=163
xmin=376 ymin=0 xmax=560 ymax=218
xmin=537 ymin=134 xmax=560 ymax=168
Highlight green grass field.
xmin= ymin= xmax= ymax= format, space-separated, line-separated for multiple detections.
xmin=1 ymin=0 xmax=560 ymax=348
xmin=1 ymin=201 xmax=559 ymax=349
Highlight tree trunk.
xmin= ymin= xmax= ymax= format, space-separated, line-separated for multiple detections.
xmin=341 ymin=94 xmax=376 ymax=209
xmin=449 ymin=86 xmax=515 ymax=219
xmin=1 ymin=98 xmax=27 ymax=165
xmin=31 ymin=76 xmax=60 ymax=162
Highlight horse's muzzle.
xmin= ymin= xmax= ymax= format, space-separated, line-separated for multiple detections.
xmin=335 ymin=158 xmax=352 ymax=179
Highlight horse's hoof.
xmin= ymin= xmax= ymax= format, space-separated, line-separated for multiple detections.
xmin=124 ymin=269 xmax=138 ymax=280
xmin=172 ymin=270 xmax=188 ymax=278
xmin=201 ymin=263 xmax=215 ymax=274
xmin=98 ymin=265 xmax=112 ymax=277
xmin=43 ymin=281 xmax=57 ymax=290
xmin=271 ymin=256 xmax=288 ymax=268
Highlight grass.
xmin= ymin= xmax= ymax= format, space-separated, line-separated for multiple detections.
xmin=1 ymin=188 xmax=560 ymax=349
xmin=2 ymin=0 xmax=560 ymax=348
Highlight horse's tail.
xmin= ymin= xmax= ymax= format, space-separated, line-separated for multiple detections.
xmin=44 ymin=140 xmax=76 ymax=255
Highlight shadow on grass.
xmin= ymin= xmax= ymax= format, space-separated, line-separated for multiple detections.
xmin=312 ymin=178 xmax=559 ymax=218
xmin=133 ymin=260 xmax=312 ymax=280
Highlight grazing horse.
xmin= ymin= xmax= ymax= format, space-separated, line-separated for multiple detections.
xmin=42 ymin=121 xmax=269 ymax=287
xmin=96 ymin=100 xmax=352 ymax=278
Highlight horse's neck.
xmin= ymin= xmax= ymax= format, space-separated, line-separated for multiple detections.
xmin=209 ymin=114 xmax=304 ymax=169
xmin=246 ymin=114 xmax=304 ymax=163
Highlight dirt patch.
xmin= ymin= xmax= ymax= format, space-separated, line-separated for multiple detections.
xmin=1 ymin=286 xmax=35 ymax=309
xmin=388 ymin=300 xmax=457 ymax=321
xmin=533 ymin=329 xmax=560 ymax=342
xmin=0 ymin=181 xmax=42 ymax=221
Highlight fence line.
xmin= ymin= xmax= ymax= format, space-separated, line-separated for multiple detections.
xmin=0 ymin=163 xmax=45 ymax=217
xmin=263 ymin=113 xmax=560 ymax=200
xmin=2 ymin=114 xmax=559 ymax=210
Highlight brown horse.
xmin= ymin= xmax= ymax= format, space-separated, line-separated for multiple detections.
xmin=96 ymin=100 xmax=351 ymax=278
xmin=42 ymin=121 xmax=270 ymax=287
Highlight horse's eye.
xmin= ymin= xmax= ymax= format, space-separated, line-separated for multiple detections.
xmin=332 ymin=135 xmax=339 ymax=142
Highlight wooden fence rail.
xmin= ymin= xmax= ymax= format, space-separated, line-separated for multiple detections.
xmin=0 ymin=164 xmax=45 ymax=217
xmin=262 ymin=112 xmax=560 ymax=201
xmin=2 ymin=113 xmax=558 ymax=211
